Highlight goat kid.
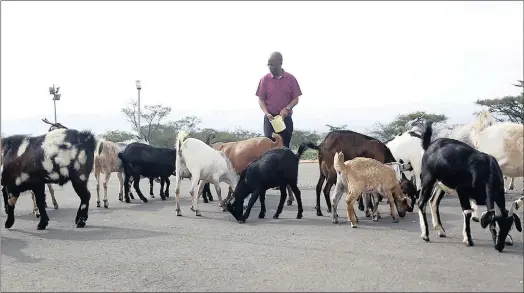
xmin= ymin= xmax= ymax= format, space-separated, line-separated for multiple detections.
xmin=418 ymin=122 xmax=521 ymax=252
xmin=332 ymin=153 xmax=412 ymax=227
xmin=175 ymin=130 xmax=238 ymax=217
xmin=226 ymin=146 xmax=306 ymax=223
xmin=1 ymin=129 xmax=96 ymax=230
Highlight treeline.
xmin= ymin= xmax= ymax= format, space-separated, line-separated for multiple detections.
xmin=98 ymin=80 xmax=523 ymax=160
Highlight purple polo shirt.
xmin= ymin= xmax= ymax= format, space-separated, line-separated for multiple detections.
xmin=255 ymin=70 xmax=302 ymax=115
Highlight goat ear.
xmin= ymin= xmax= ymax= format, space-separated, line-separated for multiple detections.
xmin=513 ymin=214 xmax=522 ymax=232
xmin=480 ymin=210 xmax=495 ymax=229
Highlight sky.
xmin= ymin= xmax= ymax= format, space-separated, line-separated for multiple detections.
xmin=1 ymin=1 xmax=523 ymax=136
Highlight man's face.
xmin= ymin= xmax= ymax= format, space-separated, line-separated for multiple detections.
xmin=267 ymin=57 xmax=281 ymax=76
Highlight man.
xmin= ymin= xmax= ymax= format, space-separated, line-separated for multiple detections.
xmin=255 ymin=52 xmax=302 ymax=148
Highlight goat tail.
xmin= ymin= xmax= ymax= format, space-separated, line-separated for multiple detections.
xmin=176 ymin=130 xmax=190 ymax=156
xmin=95 ymin=139 xmax=104 ymax=156
xmin=79 ymin=130 xmax=97 ymax=155
xmin=421 ymin=121 xmax=434 ymax=151
xmin=296 ymin=142 xmax=309 ymax=160
xmin=272 ymin=133 xmax=283 ymax=146
xmin=333 ymin=151 xmax=346 ymax=174
xmin=301 ymin=140 xmax=320 ymax=151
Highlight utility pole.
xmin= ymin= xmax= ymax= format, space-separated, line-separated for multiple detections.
xmin=48 ymin=84 xmax=61 ymax=123
xmin=136 ymin=80 xmax=142 ymax=138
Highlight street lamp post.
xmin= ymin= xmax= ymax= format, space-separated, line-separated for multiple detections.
xmin=136 ymin=80 xmax=142 ymax=138
xmin=48 ymin=84 xmax=62 ymax=123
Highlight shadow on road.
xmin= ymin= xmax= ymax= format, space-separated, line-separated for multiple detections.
xmin=1 ymin=236 xmax=43 ymax=263
xmin=13 ymin=224 xmax=168 ymax=242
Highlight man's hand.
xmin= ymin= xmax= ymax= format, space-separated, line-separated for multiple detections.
xmin=279 ymin=107 xmax=289 ymax=118
xmin=266 ymin=113 xmax=274 ymax=120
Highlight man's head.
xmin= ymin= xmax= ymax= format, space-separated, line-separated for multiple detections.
xmin=268 ymin=52 xmax=283 ymax=76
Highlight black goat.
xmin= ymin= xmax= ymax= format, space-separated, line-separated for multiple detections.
xmin=118 ymin=143 xmax=176 ymax=203
xmin=418 ymin=121 xmax=522 ymax=252
xmin=226 ymin=146 xmax=307 ymax=223
xmin=1 ymin=128 xmax=96 ymax=230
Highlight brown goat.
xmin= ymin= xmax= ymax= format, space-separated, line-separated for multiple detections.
xmin=332 ymin=152 xmax=412 ymax=227
xmin=300 ymin=130 xmax=416 ymax=217
xmin=206 ymin=133 xmax=295 ymax=206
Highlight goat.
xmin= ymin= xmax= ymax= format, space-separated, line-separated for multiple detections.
xmin=470 ymin=122 xmax=524 ymax=193
xmin=1 ymin=128 xmax=96 ymax=230
xmin=207 ymin=133 xmax=291 ymax=205
xmin=94 ymin=139 xmax=159 ymax=208
xmin=332 ymin=153 xmax=412 ymax=227
xmin=417 ymin=121 xmax=522 ymax=252
xmin=226 ymin=146 xmax=307 ymax=223
xmin=174 ymin=130 xmax=239 ymax=217
xmin=300 ymin=133 xmax=416 ymax=217
xmin=117 ymin=143 xmax=175 ymax=203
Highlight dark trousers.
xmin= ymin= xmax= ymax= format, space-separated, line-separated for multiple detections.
xmin=263 ymin=114 xmax=294 ymax=148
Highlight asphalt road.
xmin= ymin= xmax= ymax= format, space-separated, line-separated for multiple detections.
xmin=1 ymin=163 xmax=523 ymax=292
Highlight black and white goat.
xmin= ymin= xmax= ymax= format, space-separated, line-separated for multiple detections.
xmin=226 ymin=146 xmax=307 ymax=223
xmin=1 ymin=128 xmax=96 ymax=230
xmin=417 ymin=121 xmax=522 ymax=252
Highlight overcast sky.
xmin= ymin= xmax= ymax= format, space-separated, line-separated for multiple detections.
xmin=1 ymin=1 xmax=522 ymax=136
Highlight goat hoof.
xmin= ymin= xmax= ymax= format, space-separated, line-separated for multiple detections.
xmin=190 ymin=206 xmax=195 ymax=212
xmin=176 ymin=210 xmax=182 ymax=216
xmin=208 ymin=196 xmax=214 ymax=201
xmin=296 ymin=214 xmax=303 ymax=219
xmin=365 ymin=211 xmax=372 ymax=218
xmin=350 ymin=223 xmax=358 ymax=228
xmin=5 ymin=219 xmax=15 ymax=229
xmin=125 ymin=198 xmax=131 ymax=203
xmin=141 ymin=198 xmax=148 ymax=203
xmin=97 ymin=201 xmax=101 ymax=208
xmin=372 ymin=216 xmax=379 ymax=222
xmin=195 ymin=211 xmax=201 ymax=217
xmin=437 ymin=231 xmax=447 ymax=238
xmin=76 ymin=221 xmax=86 ymax=228
xmin=129 ymin=194 xmax=135 ymax=200
xmin=258 ymin=213 xmax=265 ymax=219
xmin=151 ymin=195 xmax=155 ymax=199
xmin=238 ymin=219 xmax=246 ymax=224
xmin=463 ymin=239 xmax=474 ymax=247
xmin=104 ymin=203 xmax=108 ymax=209
xmin=472 ymin=216 xmax=479 ymax=223
xmin=286 ymin=200 xmax=293 ymax=206
xmin=332 ymin=218 xmax=339 ymax=224
xmin=160 ymin=196 xmax=166 ymax=201
xmin=421 ymin=235 xmax=430 ymax=242
xmin=392 ymin=218 xmax=399 ymax=223
xmin=221 ymin=206 xmax=227 ymax=212
xmin=37 ymin=222 xmax=48 ymax=230
xmin=203 ymin=198 xmax=209 ymax=203
xmin=53 ymin=203 xmax=59 ymax=209
xmin=118 ymin=197 xmax=123 ymax=202
xmin=35 ymin=213 xmax=40 ymax=218
xmin=316 ymin=210 xmax=323 ymax=217
xmin=273 ymin=214 xmax=280 ymax=219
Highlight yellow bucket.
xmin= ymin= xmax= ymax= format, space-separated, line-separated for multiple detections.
xmin=270 ymin=115 xmax=286 ymax=133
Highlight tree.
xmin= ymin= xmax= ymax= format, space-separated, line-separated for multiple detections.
xmin=121 ymin=100 xmax=172 ymax=142
xmin=367 ymin=111 xmax=448 ymax=142
xmin=475 ymin=80 xmax=524 ymax=123
xmin=291 ymin=130 xmax=323 ymax=148
xmin=99 ymin=130 xmax=137 ymax=142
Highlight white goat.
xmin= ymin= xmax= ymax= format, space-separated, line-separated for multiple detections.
xmin=174 ymin=130 xmax=239 ymax=217
xmin=470 ymin=122 xmax=524 ymax=193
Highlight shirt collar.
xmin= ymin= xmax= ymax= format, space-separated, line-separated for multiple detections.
xmin=270 ymin=69 xmax=287 ymax=79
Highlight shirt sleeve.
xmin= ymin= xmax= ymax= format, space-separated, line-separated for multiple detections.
xmin=255 ymin=77 xmax=266 ymax=100
xmin=291 ymin=76 xmax=302 ymax=99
